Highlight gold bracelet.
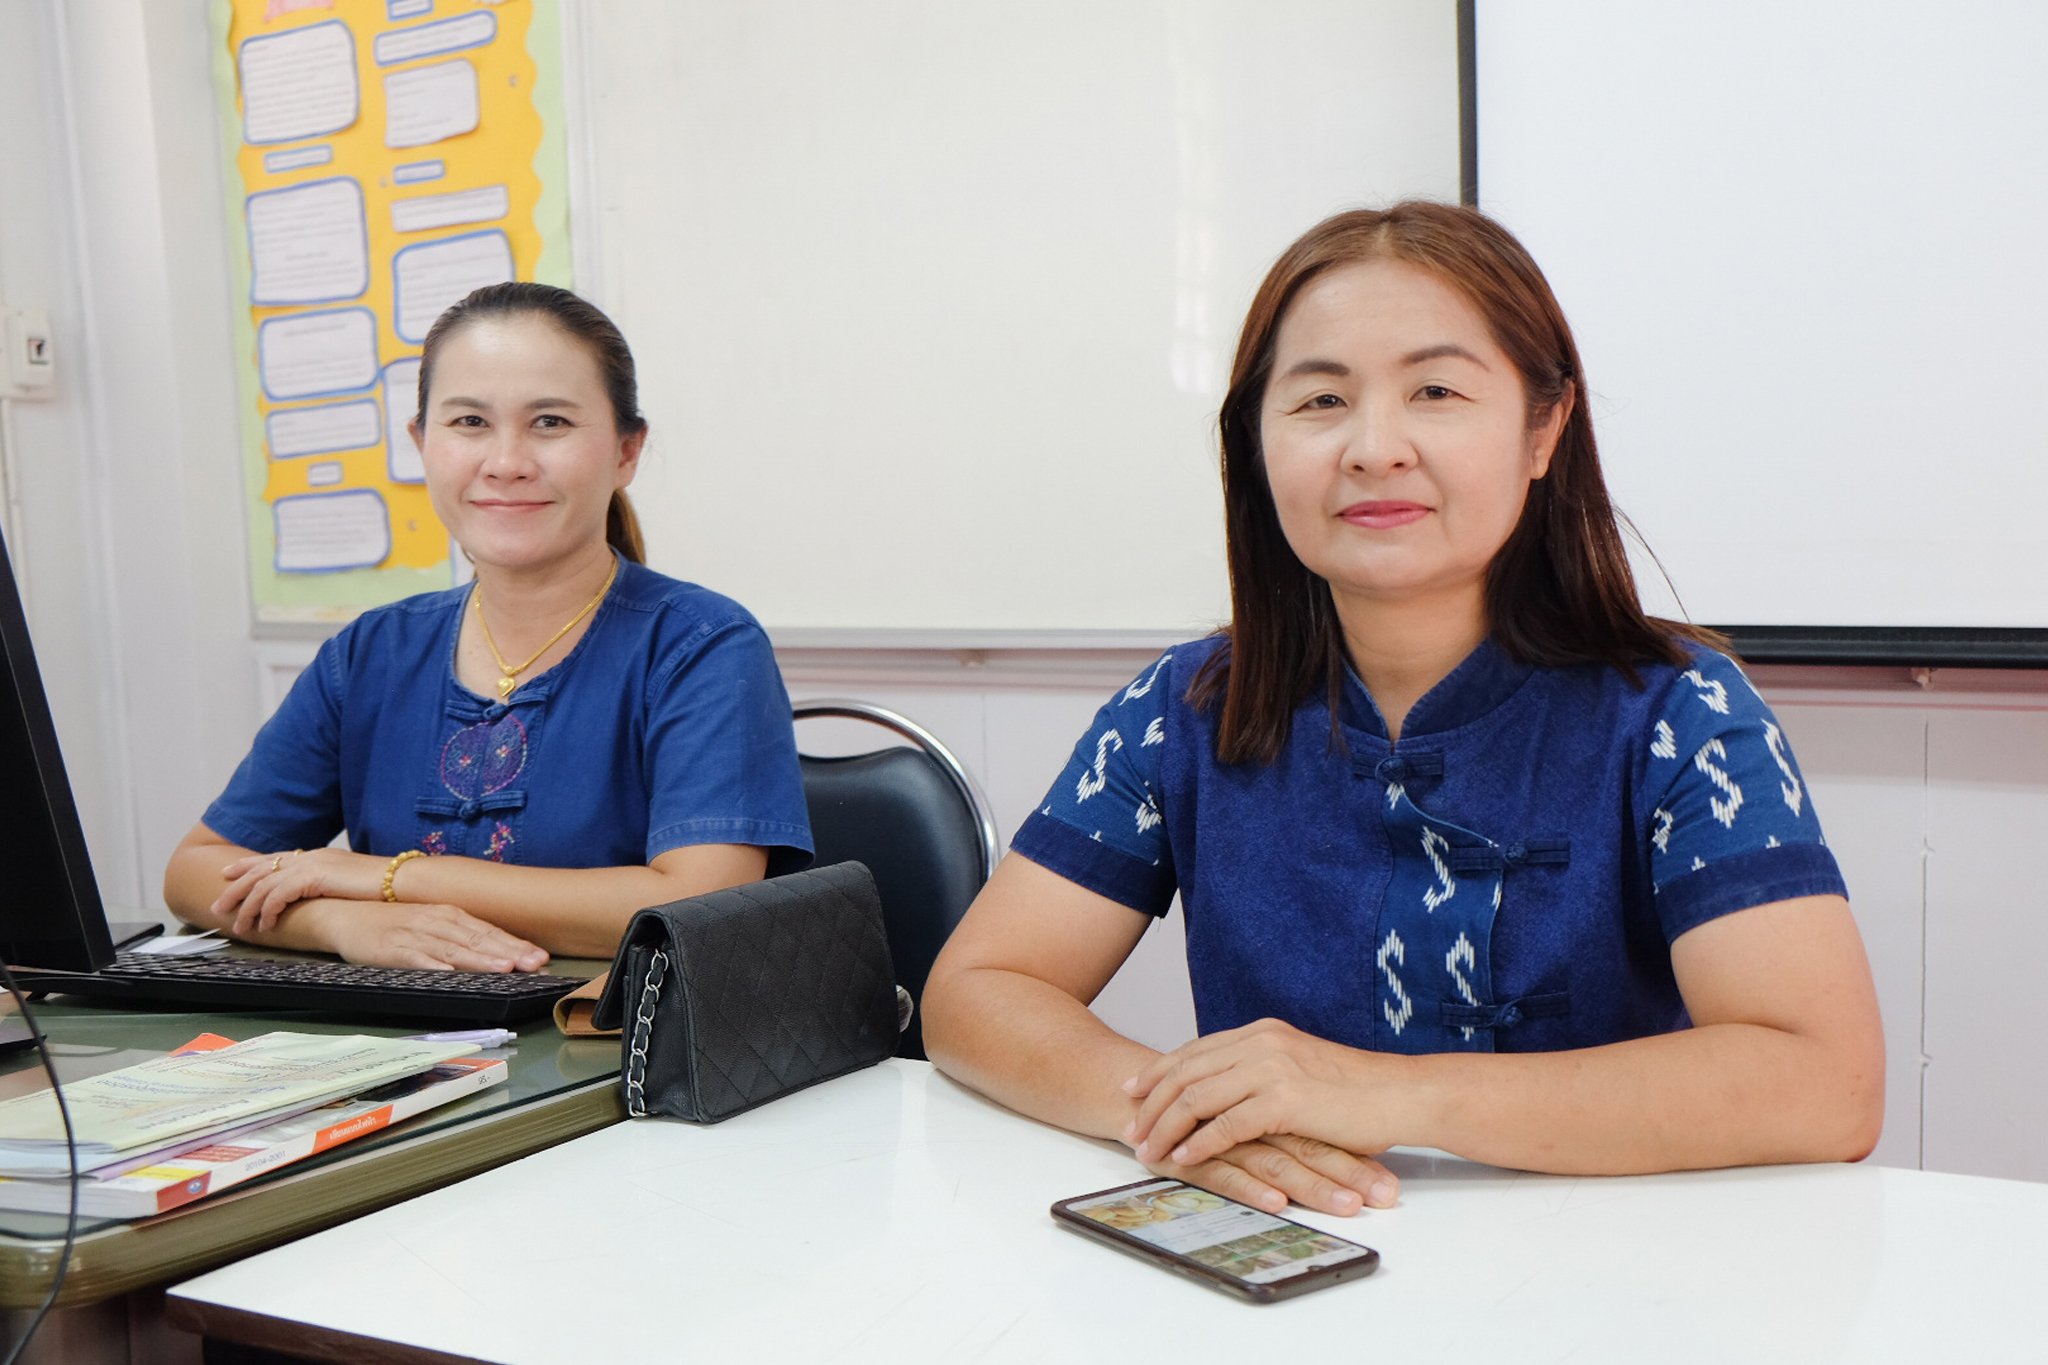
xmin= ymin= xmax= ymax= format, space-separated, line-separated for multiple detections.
xmin=381 ymin=849 xmax=425 ymax=903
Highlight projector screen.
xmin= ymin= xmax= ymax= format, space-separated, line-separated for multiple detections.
xmin=1476 ymin=0 xmax=2048 ymax=640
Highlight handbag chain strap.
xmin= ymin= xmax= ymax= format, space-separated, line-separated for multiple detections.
xmin=623 ymin=947 xmax=669 ymax=1118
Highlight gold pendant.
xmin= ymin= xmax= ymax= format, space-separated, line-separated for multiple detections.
xmin=496 ymin=674 xmax=517 ymax=699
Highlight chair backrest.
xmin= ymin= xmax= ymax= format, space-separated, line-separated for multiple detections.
xmin=794 ymin=701 xmax=999 ymax=1060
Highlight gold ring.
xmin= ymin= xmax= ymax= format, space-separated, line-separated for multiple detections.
xmin=271 ymin=855 xmax=284 ymax=872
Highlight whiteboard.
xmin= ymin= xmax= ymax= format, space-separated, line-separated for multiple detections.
xmin=574 ymin=1 xmax=1459 ymax=635
xmin=1477 ymin=0 xmax=2048 ymax=630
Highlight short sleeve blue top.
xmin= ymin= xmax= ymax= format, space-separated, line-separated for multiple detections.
xmin=203 ymin=558 xmax=813 ymax=873
xmin=1012 ymin=637 xmax=1846 ymax=1056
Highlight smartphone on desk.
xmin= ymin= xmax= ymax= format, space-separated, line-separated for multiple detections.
xmin=1051 ymin=1178 xmax=1379 ymax=1304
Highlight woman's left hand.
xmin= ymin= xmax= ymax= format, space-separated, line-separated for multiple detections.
xmin=1121 ymin=1017 xmax=1403 ymax=1169
xmin=214 ymin=848 xmax=394 ymax=936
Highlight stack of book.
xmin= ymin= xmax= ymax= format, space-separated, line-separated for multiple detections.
xmin=0 ymin=1031 xmax=507 ymax=1219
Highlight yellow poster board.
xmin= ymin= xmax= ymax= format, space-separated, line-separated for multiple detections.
xmin=209 ymin=0 xmax=570 ymax=622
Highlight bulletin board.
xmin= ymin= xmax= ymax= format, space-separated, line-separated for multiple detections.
xmin=209 ymin=0 xmax=571 ymax=623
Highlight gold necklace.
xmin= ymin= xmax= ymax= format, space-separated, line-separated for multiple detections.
xmin=472 ymin=558 xmax=618 ymax=700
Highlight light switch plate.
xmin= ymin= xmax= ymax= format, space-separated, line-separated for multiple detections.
xmin=1 ymin=307 xmax=54 ymax=399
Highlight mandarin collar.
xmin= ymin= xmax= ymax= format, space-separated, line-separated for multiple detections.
xmin=1337 ymin=638 xmax=1535 ymax=743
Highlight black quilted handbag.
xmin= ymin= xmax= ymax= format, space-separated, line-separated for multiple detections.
xmin=590 ymin=861 xmax=908 ymax=1123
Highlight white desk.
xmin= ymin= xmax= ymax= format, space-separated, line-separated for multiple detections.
xmin=169 ymin=1059 xmax=2047 ymax=1364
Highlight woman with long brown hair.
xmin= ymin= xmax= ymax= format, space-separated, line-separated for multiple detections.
xmin=165 ymin=283 xmax=810 ymax=968
xmin=923 ymin=204 xmax=1882 ymax=1216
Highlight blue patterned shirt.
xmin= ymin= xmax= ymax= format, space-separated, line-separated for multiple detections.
xmin=1012 ymin=637 xmax=1845 ymax=1055
xmin=204 ymin=557 xmax=813 ymax=873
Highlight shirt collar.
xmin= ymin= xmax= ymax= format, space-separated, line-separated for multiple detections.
xmin=1338 ymin=637 xmax=1535 ymax=742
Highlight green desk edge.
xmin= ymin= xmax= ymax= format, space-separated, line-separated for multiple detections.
xmin=0 ymin=967 xmax=622 ymax=1309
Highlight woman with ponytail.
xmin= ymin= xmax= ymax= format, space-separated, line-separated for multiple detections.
xmin=166 ymin=283 xmax=810 ymax=969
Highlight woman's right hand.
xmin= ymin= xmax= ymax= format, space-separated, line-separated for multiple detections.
xmin=927 ymin=858 xmax=1399 ymax=1221
xmin=214 ymin=847 xmax=394 ymax=938
xmin=1138 ymin=1130 xmax=1398 ymax=1218
xmin=299 ymin=900 xmax=549 ymax=973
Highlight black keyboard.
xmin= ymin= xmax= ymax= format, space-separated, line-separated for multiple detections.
xmin=18 ymin=951 xmax=589 ymax=1025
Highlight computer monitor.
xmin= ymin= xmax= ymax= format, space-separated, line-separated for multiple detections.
xmin=0 ymin=527 xmax=113 ymax=974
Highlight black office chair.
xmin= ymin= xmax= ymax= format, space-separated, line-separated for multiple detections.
xmin=793 ymin=700 xmax=1000 ymax=1061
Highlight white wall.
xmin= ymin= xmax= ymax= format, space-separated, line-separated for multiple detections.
xmin=0 ymin=0 xmax=130 ymax=902
xmin=0 ymin=0 xmax=264 ymax=922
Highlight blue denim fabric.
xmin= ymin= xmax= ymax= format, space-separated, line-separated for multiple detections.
xmin=1013 ymin=637 xmax=1844 ymax=1056
xmin=204 ymin=557 xmax=814 ymax=872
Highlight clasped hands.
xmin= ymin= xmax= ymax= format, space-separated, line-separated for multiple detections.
xmin=213 ymin=847 xmax=547 ymax=973
xmin=1118 ymin=1017 xmax=1403 ymax=1219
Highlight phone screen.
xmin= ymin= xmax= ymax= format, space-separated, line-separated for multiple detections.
xmin=1059 ymin=1179 xmax=1376 ymax=1288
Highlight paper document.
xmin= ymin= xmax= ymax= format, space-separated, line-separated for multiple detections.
xmin=239 ymin=22 xmax=359 ymax=146
xmin=384 ymin=59 xmax=480 ymax=150
xmin=126 ymin=931 xmax=229 ymax=958
xmin=274 ymin=489 xmax=391 ymax=573
xmin=248 ymin=178 xmax=370 ymax=306
xmin=258 ymin=308 xmax=379 ymax=400
xmin=382 ymin=358 xmax=424 ymax=482
xmin=263 ymin=145 xmax=333 ymax=175
xmin=391 ymin=184 xmax=508 ymax=234
xmin=268 ymin=398 xmax=381 ymax=459
xmin=393 ymin=231 xmax=513 ymax=343
xmin=373 ymin=12 xmax=496 ymax=66
xmin=0 ymin=1032 xmax=477 ymax=1175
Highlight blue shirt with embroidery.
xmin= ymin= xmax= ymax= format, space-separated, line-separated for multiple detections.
xmin=203 ymin=557 xmax=813 ymax=873
xmin=1011 ymin=637 xmax=1845 ymax=1055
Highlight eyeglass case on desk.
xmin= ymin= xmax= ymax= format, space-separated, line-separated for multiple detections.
xmin=591 ymin=861 xmax=903 ymax=1124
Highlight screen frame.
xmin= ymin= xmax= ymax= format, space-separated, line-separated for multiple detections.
xmin=1468 ymin=3 xmax=2048 ymax=668
xmin=0 ymin=528 xmax=114 ymax=972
